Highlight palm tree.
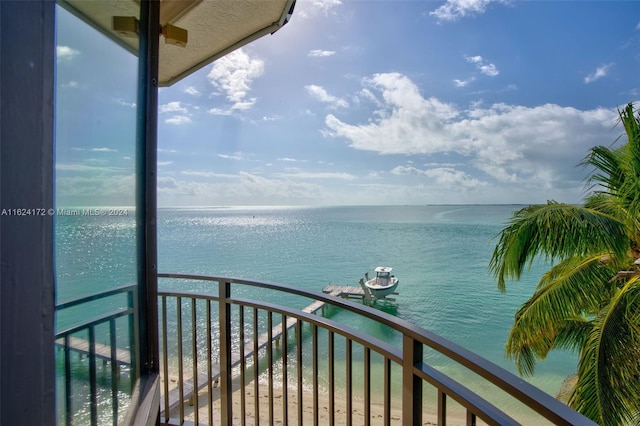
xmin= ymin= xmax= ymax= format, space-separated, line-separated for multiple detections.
xmin=489 ymin=103 xmax=640 ymax=426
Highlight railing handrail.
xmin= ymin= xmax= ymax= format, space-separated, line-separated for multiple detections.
xmin=55 ymin=283 xmax=137 ymax=426
xmin=158 ymin=272 xmax=596 ymax=426
xmin=55 ymin=307 xmax=135 ymax=338
xmin=415 ymin=361 xmax=518 ymax=426
xmin=230 ymin=296 xmax=404 ymax=365
xmin=56 ymin=283 xmax=136 ymax=310
xmin=225 ymin=296 xmax=527 ymax=426
xmin=159 ymin=283 xmax=515 ymax=425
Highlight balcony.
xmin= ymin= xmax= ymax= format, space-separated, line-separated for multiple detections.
xmin=55 ymin=273 xmax=595 ymax=425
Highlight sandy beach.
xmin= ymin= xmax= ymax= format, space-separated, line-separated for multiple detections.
xmin=163 ymin=376 xmax=474 ymax=425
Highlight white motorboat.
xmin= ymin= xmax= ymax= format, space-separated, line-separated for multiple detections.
xmin=363 ymin=266 xmax=399 ymax=300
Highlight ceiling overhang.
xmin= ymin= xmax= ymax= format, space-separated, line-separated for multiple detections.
xmin=58 ymin=0 xmax=296 ymax=86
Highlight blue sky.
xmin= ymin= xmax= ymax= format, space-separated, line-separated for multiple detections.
xmin=55 ymin=0 xmax=640 ymax=207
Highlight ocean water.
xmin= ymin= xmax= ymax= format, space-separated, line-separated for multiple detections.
xmin=56 ymin=205 xmax=577 ymax=422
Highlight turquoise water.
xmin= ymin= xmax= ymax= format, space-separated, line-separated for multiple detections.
xmin=56 ymin=205 xmax=577 ymax=422
xmin=155 ymin=206 xmax=576 ymax=387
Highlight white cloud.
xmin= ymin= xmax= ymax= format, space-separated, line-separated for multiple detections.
xmin=158 ymin=161 xmax=173 ymax=166
xmin=157 ymin=173 xmax=327 ymax=206
xmin=584 ymin=63 xmax=614 ymax=84
xmin=313 ymin=0 xmax=342 ymax=14
xmin=180 ymin=170 xmax=237 ymax=179
xmin=184 ymin=86 xmax=200 ymax=96
xmin=56 ymin=163 xmax=123 ymax=172
xmin=278 ymin=157 xmax=298 ymax=162
xmin=91 ymin=147 xmax=118 ymax=152
xmin=160 ymin=101 xmax=188 ymax=114
xmin=208 ymin=108 xmax=233 ymax=116
xmin=323 ymin=72 xmax=619 ymax=196
xmin=57 ymin=45 xmax=80 ymax=61
xmin=309 ymin=49 xmax=336 ymax=57
xmin=391 ymin=166 xmax=485 ymax=189
xmin=231 ymin=99 xmax=257 ymax=110
xmin=297 ymin=0 xmax=342 ymax=18
xmin=357 ymin=88 xmax=383 ymax=106
xmin=219 ymin=153 xmax=244 ymax=160
xmin=479 ymin=63 xmax=499 ymax=77
xmin=78 ymin=157 xmax=106 ymax=164
xmin=465 ymin=55 xmax=499 ymax=76
xmin=56 ymin=174 xmax=135 ymax=206
xmin=306 ymin=85 xmax=349 ymax=108
xmin=62 ymin=81 xmax=80 ymax=89
xmin=454 ymin=77 xmax=475 ymax=87
xmin=430 ymin=0 xmax=506 ymax=22
xmin=207 ymin=49 xmax=264 ymax=111
xmin=276 ymin=171 xmax=356 ymax=180
xmin=165 ymin=115 xmax=192 ymax=125
xmin=114 ymin=98 xmax=136 ymax=108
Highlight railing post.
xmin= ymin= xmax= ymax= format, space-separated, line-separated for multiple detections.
xmin=64 ymin=336 xmax=72 ymax=426
xmin=219 ymin=280 xmax=233 ymax=425
xmin=127 ymin=290 xmax=138 ymax=394
xmin=402 ymin=335 xmax=422 ymax=426
xmin=438 ymin=390 xmax=447 ymax=425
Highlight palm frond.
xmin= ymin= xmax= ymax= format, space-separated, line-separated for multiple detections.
xmin=619 ymin=103 xmax=640 ymax=176
xmin=617 ymin=104 xmax=640 ymax=222
xmin=553 ymin=316 xmax=593 ymax=353
xmin=490 ymin=103 xmax=640 ymax=424
xmin=504 ymin=255 xmax=616 ymax=375
xmin=490 ymin=202 xmax=628 ymax=291
xmin=582 ymin=144 xmax=627 ymax=195
xmin=583 ymin=103 xmax=640 ymax=222
xmin=584 ymin=192 xmax=640 ymax=249
xmin=569 ymin=276 xmax=640 ymax=425
xmin=506 ymin=317 xmax=592 ymax=377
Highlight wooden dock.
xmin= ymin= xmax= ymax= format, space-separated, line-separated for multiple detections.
xmin=55 ymin=336 xmax=131 ymax=365
xmin=323 ymin=284 xmax=366 ymax=300
xmin=57 ymin=285 xmax=374 ymax=417
xmin=323 ymin=283 xmax=397 ymax=304
xmin=162 ymin=293 xmax=330 ymax=415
